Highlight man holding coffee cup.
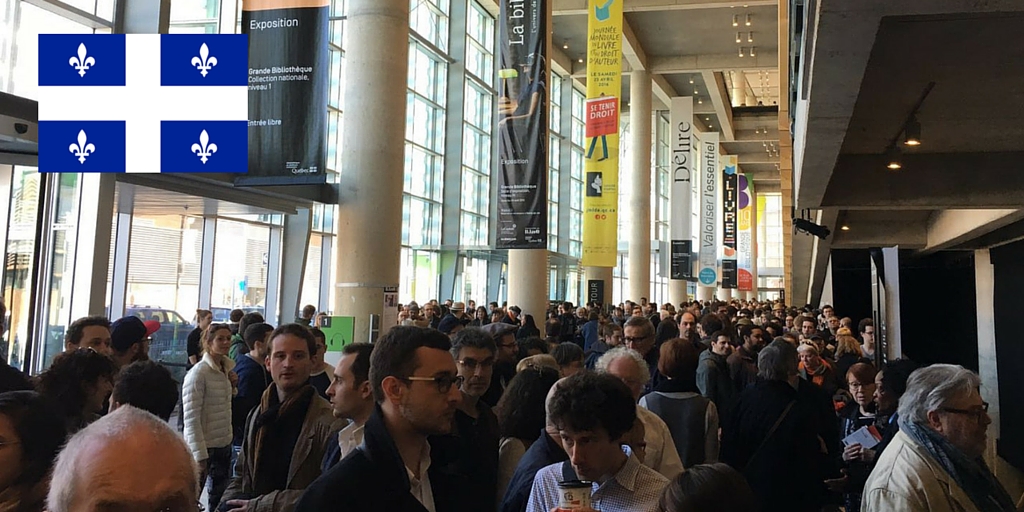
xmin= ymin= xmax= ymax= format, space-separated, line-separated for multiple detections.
xmin=524 ymin=372 xmax=669 ymax=512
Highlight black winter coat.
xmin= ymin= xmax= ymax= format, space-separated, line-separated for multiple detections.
xmin=296 ymin=405 xmax=472 ymax=512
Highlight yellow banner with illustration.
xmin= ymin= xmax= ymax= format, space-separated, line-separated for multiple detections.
xmin=580 ymin=0 xmax=622 ymax=267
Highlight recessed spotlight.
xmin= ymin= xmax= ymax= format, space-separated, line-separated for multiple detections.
xmin=689 ymin=78 xmax=694 ymax=84
xmin=745 ymin=13 xmax=752 ymax=26
xmin=736 ymin=32 xmax=742 ymax=44
xmin=841 ymin=225 xmax=850 ymax=231
xmin=563 ymin=40 xmax=569 ymax=50
xmin=904 ymin=116 xmax=922 ymax=146
xmin=578 ymin=58 xmax=584 ymax=63
xmin=738 ymin=47 xmax=745 ymax=58
xmin=747 ymin=32 xmax=753 ymax=43
xmin=705 ymin=117 xmax=710 ymax=121
xmin=732 ymin=14 xmax=739 ymax=26
xmin=749 ymin=47 xmax=757 ymax=57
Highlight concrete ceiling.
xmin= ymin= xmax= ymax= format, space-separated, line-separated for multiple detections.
xmin=550 ymin=0 xmax=784 ymax=184
xmin=790 ymin=0 xmax=1024 ymax=305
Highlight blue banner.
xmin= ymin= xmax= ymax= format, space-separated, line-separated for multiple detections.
xmin=38 ymin=121 xmax=126 ymax=172
xmin=38 ymin=34 xmax=126 ymax=86
xmin=161 ymin=121 xmax=248 ymax=173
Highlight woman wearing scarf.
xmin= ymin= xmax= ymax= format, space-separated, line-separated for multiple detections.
xmin=639 ymin=338 xmax=719 ymax=467
xmin=863 ymin=364 xmax=1017 ymax=512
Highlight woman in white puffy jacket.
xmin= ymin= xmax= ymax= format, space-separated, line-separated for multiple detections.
xmin=183 ymin=323 xmax=238 ymax=511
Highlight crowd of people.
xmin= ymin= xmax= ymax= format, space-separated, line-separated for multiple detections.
xmin=0 ymin=298 xmax=1018 ymax=512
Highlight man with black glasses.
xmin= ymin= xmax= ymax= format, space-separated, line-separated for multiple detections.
xmin=622 ymin=316 xmax=661 ymax=396
xmin=432 ymin=328 xmax=500 ymax=508
xmin=297 ymin=326 xmax=471 ymax=512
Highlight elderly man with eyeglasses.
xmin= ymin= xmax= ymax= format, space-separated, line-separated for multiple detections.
xmin=430 ymin=328 xmax=501 ymax=509
xmin=862 ymin=364 xmax=1015 ymax=512
xmin=297 ymin=326 xmax=472 ymax=512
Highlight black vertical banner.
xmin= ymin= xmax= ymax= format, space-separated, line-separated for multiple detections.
xmin=496 ymin=0 xmax=547 ymax=249
xmin=722 ymin=166 xmax=738 ymax=288
xmin=671 ymin=240 xmax=692 ymax=279
xmin=722 ymin=260 xmax=738 ymax=289
xmin=237 ymin=0 xmax=328 ymax=185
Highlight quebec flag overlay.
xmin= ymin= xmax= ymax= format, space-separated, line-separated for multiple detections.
xmin=37 ymin=34 xmax=248 ymax=173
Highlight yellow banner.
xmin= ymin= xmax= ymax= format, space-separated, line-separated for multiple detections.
xmin=580 ymin=0 xmax=622 ymax=267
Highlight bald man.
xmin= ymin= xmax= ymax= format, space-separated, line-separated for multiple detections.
xmin=47 ymin=406 xmax=198 ymax=512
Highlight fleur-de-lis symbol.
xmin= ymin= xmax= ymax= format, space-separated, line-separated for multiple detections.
xmin=68 ymin=130 xmax=95 ymax=163
xmin=190 ymin=43 xmax=218 ymax=77
xmin=68 ymin=43 xmax=95 ymax=77
xmin=191 ymin=130 xmax=217 ymax=164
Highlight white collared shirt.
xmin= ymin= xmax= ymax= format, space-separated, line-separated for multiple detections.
xmin=406 ymin=442 xmax=435 ymax=512
xmin=525 ymin=446 xmax=668 ymax=512
xmin=337 ymin=421 xmax=365 ymax=460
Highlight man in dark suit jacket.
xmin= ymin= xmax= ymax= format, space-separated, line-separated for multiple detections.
xmin=296 ymin=326 xmax=471 ymax=512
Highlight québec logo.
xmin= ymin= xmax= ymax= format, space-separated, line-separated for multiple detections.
xmin=37 ymin=34 xmax=249 ymax=173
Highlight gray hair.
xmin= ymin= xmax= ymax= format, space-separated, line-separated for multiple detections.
xmin=758 ymin=339 xmax=798 ymax=381
xmin=898 ymin=364 xmax=982 ymax=425
xmin=47 ymin=406 xmax=197 ymax=512
xmin=595 ymin=346 xmax=651 ymax=386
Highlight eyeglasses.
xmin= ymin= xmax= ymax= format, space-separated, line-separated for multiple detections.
xmin=458 ymin=358 xmax=495 ymax=370
xmin=403 ymin=374 xmax=465 ymax=394
xmin=942 ymin=402 xmax=989 ymax=422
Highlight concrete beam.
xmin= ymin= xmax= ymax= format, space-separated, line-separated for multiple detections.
xmin=822 ymin=152 xmax=1024 ymax=209
xmin=921 ymin=209 xmax=1024 ymax=254
xmin=622 ymin=18 xmax=648 ymax=72
xmin=702 ymin=70 xmax=735 ymax=141
xmin=553 ymin=0 xmax=775 ymax=15
xmin=650 ymin=52 xmax=779 ymax=74
xmin=830 ymin=221 xmax=928 ymax=249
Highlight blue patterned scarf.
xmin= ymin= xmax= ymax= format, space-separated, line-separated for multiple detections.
xmin=899 ymin=418 xmax=1015 ymax=512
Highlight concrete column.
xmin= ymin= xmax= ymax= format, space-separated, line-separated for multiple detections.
xmin=68 ymin=174 xmax=116 ymax=319
xmin=628 ymin=70 xmax=652 ymax=303
xmin=974 ymin=249 xmax=1000 ymax=467
xmin=716 ymin=287 xmax=732 ymax=301
xmin=696 ymin=286 xmax=715 ymax=302
xmin=507 ymin=250 xmax=549 ymax=337
xmin=334 ymin=0 xmax=409 ymax=343
xmin=585 ymin=266 xmax=613 ymax=306
xmin=277 ymin=208 xmax=312 ymax=323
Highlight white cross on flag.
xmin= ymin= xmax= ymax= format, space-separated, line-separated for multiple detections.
xmin=37 ymin=34 xmax=249 ymax=173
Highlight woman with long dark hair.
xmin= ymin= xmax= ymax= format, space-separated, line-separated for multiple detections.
xmin=494 ymin=365 xmax=560 ymax=510
xmin=0 ymin=391 xmax=66 ymax=512
xmin=35 ymin=349 xmax=117 ymax=433
xmin=516 ymin=314 xmax=540 ymax=340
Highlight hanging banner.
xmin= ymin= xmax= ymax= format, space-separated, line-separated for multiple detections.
xmin=737 ymin=174 xmax=754 ymax=291
xmin=722 ymin=154 xmax=738 ymax=289
xmin=496 ymin=0 xmax=548 ymax=249
xmin=670 ymin=97 xmax=694 ymax=279
xmin=698 ymin=132 xmax=719 ymax=286
xmin=580 ymin=0 xmax=622 ymax=267
xmin=237 ymin=0 xmax=328 ymax=185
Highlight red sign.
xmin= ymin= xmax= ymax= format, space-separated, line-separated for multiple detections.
xmin=585 ymin=96 xmax=619 ymax=137
xmin=738 ymin=269 xmax=753 ymax=291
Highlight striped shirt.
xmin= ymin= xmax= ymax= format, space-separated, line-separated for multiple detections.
xmin=525 ymin=446 xmax=669 ymax=512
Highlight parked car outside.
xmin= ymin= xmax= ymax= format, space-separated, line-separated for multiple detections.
xmin=125 ymin=306 xmax=192 ymax=384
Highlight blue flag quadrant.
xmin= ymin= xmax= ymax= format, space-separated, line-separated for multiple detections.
xmin=161 ymin=121 xmax=248 ymax=173
xmin=37 ymin=121 xmax=127 ymax=173
xmin=160 ymin=34 xmax=249 ymax=86
xmin=38 ymin=34 xmax=126 ymax=86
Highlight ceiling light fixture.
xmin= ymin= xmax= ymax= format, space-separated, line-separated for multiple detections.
xmin=747 ymin=32 xmax=753 ymax=43
xmin=689 ymin=77 xmax=694 ymax=84
xmin=841 ymin=225 xmax=850 ymax=231
xmin=738 ymin=47 xmax=745 ymax=58
xmin=904 ymin=116 xmax=921 ymax=146
xmin=698 ymin=98 xmax=703 ymax=104
xmin=749 ymin=46 xmax=757 ymax=57
xmin=732 ymin=14 xmax=739 ymax=26
xmin=745 ymin=13 xmax=752 ymax=26
xmin=736 ymin=32 xmax=743 ymax=43
xmin=886 ymin=146 xmax=902 ymax=170
xmin=563 ymin=40 xmax=569 ymax=50
xmin=578 ymin=58 xmax=584 ymax=63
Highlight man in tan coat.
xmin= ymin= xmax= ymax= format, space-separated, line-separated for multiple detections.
xmin=862 ymin=364 xmax=1017 ymax=512
xmin=221 ymin=324 xmax=344 ymax=512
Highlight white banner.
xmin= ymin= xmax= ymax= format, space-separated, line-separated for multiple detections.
xmin=670 ymin=97 xmax=694 ymax=280
xmin=698 ymin=132 xmax=719 ymax=286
